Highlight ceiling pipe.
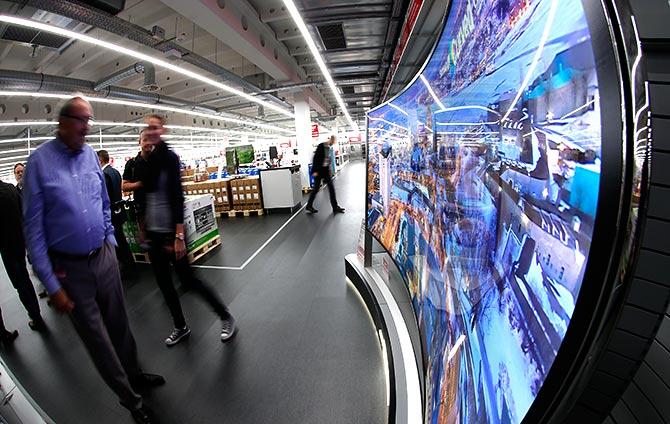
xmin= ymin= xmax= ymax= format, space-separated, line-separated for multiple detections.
xmin=0 ymin=69 xmax=259 ymax=120
xmin=12 ymin=0 xmax=294 ymax=114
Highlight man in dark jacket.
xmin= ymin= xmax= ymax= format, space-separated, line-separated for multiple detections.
xmin=13 ymin=163 xmax=25 ymax=194
xmin=0 ymin=179 xmax=46 ymax=331
xmin=140 ymin=115 xmax=236 ymax=347
xmin=306 ymin=135 xmax=345 ymax=214
xmin=98 ymin=150 xmax=135 ymax=276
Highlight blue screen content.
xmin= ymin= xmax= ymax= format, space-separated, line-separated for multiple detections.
xmin=366 ymin=0 xmax=601 ymax=422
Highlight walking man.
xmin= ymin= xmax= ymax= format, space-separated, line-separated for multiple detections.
xmin=306 ymin=135 xmax=345 ymax=214
xmin=140 ymin=114 xmax=236 ymax=346
xmin=23 ymin=97 xmax=164 ymax=424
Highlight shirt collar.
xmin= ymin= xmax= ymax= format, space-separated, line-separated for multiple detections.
xmin=101 ymin=163 xmax=110 ymax=171
xmin=54 ymin=133 xmax=84 ymax=155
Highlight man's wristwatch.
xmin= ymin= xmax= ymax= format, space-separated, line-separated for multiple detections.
xmin=175 ymin=232 xmax=185 ymax=241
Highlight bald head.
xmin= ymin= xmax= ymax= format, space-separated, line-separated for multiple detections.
xmin=58 ymin=97 xmax=93 ymax=151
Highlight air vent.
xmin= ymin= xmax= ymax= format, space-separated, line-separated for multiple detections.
xmin=341 ymin=86 xmax=355 ymax=95
xmin=2 ymin=25 xmax=69 ymax=49
xmin=316 ymin=23 xmax=346 ymax=50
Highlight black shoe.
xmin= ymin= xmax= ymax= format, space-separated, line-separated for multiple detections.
xmin=165 ymin=326 xmax=190 ymax=347
xmin=130 ymin=373 xmax=165 ymax=392
xmin=129 ymin=405 xmax=153 ymax=424
xmin=333 ymin=206 xmax=345 ymax=214
xmin=28 ymin=319 xmax=47 ymax=332
xmin=220 ymin=316 xmax=237 ymax=342
xmin=306 ymin=205 xmax=318 ymax=214
xmin=1 ymin=330 xmax=18 ymax=344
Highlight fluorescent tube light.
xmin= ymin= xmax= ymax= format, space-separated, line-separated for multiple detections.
xmin=280 ymin=0 xmax=359 ymax=131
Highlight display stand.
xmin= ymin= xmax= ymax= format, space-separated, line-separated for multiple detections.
xmin=344 ymin=230 xmax=423 ymax=424
xmin=259 ymin=165 xmax=302 ymax=214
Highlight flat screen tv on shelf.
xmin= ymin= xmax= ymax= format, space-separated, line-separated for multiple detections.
xmin=366 ymin=0 xmax=616 ymax=422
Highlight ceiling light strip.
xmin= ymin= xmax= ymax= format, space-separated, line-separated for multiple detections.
xmin=0 ymin=121 xmax=285 ymax=138
xmin=0 ymin=15 xmax=293 ymax=118
xmin=281 ymin=0 xmax=358 ymax=131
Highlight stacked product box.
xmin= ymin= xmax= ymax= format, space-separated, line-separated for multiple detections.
xmin=183 ymin=179 xmax=231 ymax=213
xmin=183 ymin=194 xmax=220 ymax=260
xmin=229 ymin=176 xmax=263 ymax=211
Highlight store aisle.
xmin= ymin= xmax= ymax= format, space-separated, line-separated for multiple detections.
xmin=0 ymin=160 xmax=386 ymax=424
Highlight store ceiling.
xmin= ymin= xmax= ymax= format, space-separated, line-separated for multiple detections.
xmin=0 ymin=0 xmax=417 ymax=131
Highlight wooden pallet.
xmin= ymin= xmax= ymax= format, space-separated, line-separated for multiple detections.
xmin=225 ymin=208 xmax=264 ymax=217
xmin=132 ymin=251 xmax=150 ymax=264
xmin=187 ymin=235 xmax=221 ymax=263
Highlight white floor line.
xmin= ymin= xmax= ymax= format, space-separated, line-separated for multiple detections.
xmin=193 ymin=163 xmax=347 ymax=271
xmin=192 ymin=265 xmax=243 ymax=270
xmin=192 ymin=202 xmax=308 ymax=271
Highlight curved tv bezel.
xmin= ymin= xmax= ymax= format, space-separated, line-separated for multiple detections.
xmin=364 ymin=1 xmax=631 ymax=422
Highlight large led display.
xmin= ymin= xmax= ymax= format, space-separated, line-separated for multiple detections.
xmin=366 ymin=0 xmax=603 ymax=422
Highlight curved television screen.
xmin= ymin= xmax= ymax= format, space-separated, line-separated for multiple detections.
xmin=366 ymin=0 xmax=603 ymax=422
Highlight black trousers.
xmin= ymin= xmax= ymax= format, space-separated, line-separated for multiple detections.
xmin=307 ymin=169 xmax=338 ymax=210
xmin=147 ymin=232 xmax=230 ymax=329
xmin=113 ymin=219 xmax=135 ymax=271
xmin=0 ymin=248 xmax=41 ymax=322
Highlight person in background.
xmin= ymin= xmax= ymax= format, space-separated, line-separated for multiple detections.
xmin=13 ymin=163 xmax=25 ymax=194
xmin=122 ymin=129 xmax=152 ymax=209
xmin=306 ymin=135 xmax=345 ymax=214
xmin=0 ymin=177 xmax=46 ymax=331
xmin=23 ymin=97 xmax=163 ymax=424
xmin=123 ymin=130 xmax=152 ymax=251
xmin=13 ymin=161 xmax=48 ymax=298
xmin=140 ymin=114 xmax=236 ymax=347
xmin=98 ymin=150 xmax=136 ymax=278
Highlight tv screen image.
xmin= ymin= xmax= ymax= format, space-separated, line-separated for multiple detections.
xmin=366 ymin=0 xmax=602 ymax=422
xmin=236 ymin=144 xmax=255 ymax=164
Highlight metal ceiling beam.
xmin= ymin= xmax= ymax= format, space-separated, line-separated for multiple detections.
xmin=290 ymin=45 xmax=388 ymax=57
xmin=305 ymin=11 xmax=390 ymax=25
xmin=259 ymin=1 xmax=392 ymax=23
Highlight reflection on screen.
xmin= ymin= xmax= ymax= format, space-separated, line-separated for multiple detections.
xmin=366 ymin=0 xmax=600 ymax=422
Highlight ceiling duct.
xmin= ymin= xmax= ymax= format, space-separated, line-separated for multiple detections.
xmin=95 ymin=62 xmax=160 ymax=93
xmin=1 ymin=24 xmax=69 ymax=49
xmin=140 ymin=62 xmax=159 ymax=93
xmin=0 ymin=69 xmax=263 ymax=122
xmin=15 ymin=0 xmax=294 ymax=114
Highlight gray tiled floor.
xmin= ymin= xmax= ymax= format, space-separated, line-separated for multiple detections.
xmin=0 ymin=160 xmax=387 ymax=424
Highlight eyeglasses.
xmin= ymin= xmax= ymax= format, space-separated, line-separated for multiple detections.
xmin=61 ymin=114 xmax=94 ymax=125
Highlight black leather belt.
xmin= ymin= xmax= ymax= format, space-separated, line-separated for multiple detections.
xmin=49 ymin=246 xmax=102 ymax=261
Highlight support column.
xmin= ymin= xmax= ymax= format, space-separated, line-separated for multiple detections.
xmin=294 ymin=93 xmax=313 ymax=189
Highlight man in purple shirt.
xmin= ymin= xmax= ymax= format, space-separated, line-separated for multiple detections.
xmin=23 ymin=97 xmax=164 ymax=424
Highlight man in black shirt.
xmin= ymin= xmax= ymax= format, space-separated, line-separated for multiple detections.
xmin=123 ymin=130 xmax=152 ymax=214
xmin=0 ymin=179 xmax=46 ymax=331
